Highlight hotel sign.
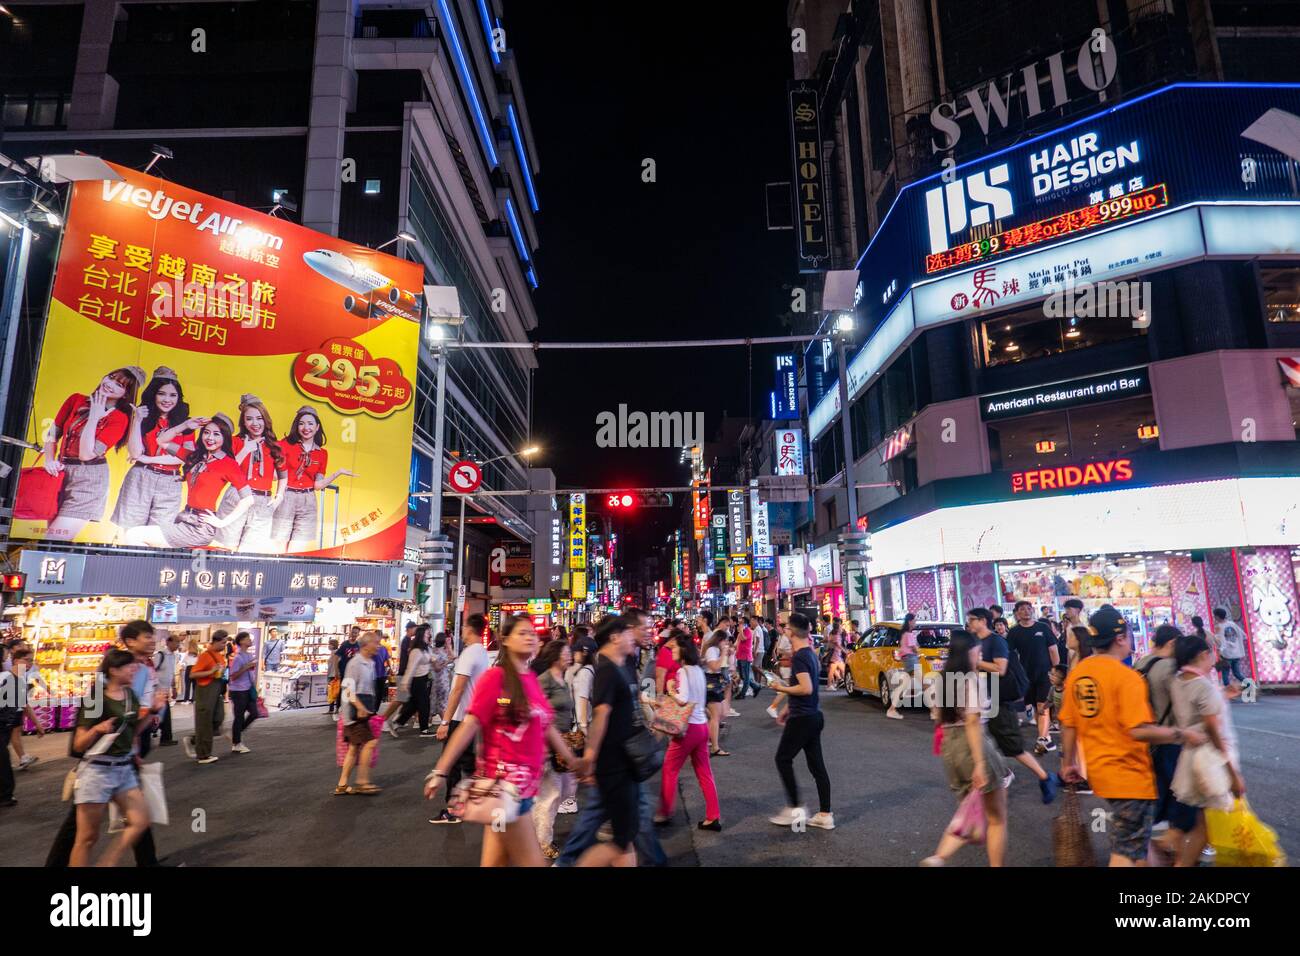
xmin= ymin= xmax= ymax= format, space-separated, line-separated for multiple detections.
xmin=788 ymin=83 xmax=829 ymax=271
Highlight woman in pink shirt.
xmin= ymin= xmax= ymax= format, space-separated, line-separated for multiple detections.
xmin=425 ymin=615 xmax=585 ymax=866
xmin=735 ymin=618 xmax=761 ymax=699
xmin=888 ymin=613 xmax=921 ymax=719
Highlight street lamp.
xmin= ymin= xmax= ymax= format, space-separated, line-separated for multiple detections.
xmin=376 ymin=231 xmax=417 ymax=252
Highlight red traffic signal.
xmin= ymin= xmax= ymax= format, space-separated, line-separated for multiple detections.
xmin=606 ymin=493 xmax=636 ymax=509
xmin=1 ymin=572 xmax=25 ymax=592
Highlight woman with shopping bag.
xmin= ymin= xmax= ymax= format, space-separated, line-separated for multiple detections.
xmin=1168 ymin=632 xmax=1246 ymax=867
xmin=921 ymin=629 xmax=1010 ymax=867
xmin=69 ymin=649 xmax=153 ymax=866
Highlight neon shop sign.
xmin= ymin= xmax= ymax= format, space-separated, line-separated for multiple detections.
xmin=1011 ymin=458 xmax=1133 ymax=493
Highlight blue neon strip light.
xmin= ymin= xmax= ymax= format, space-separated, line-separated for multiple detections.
xmin=438 ymin=0 xmax=499 ymax=169
xmin=475 ymin=0 xmax=500 ymax=67
xmin=507 ymin=103 xmax=540 ymax=212
xmin=505 ymin=196 xmax=530 ymax=261
xmin=527 ymin=265 xmax=539 ymax=289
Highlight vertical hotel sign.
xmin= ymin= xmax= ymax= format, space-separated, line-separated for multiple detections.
xmin=788 ymin=83 xmax=828 ymax=272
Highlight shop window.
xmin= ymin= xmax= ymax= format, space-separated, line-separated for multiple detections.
xmin=1288 ymin=388 xmax=1300 ymax=433
xmin=987 ymin=395 xmax=1158 ymax=470
xmin=979 ymin=302 xmax=1146 ymax=367
xmin=1260 ymin=262 xmax=1300 ymax=323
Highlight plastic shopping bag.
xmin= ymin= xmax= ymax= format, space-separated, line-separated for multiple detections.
xmin=945 ymin=789 xmax=987 ymax=845
xmin=107 ymin=763 xmax=169 ymax=827
xmin=1205 ymin=798 xmax=1287 ymax=867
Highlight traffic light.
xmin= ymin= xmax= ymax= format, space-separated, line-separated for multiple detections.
xmin=415 ymin=573 xmax=431 ymax=606
xmin=1 ymin=572 xmax=26 ymax=607
xmin=603 ymin=492 xmax=673 ymax=510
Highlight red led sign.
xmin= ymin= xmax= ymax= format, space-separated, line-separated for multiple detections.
xmin=1011 ymin=458 xmax=1133 ymax=494
xmin=925 ymin=183 xmax=1169 ymax=275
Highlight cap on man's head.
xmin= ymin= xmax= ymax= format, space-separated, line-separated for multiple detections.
xmin=1087 ymin=605 xmax=1127 ymax=647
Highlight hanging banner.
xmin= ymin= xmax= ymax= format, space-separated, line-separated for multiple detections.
xmin=692 ymin=479 xmax=710 ymax=541
xmin=11 ymin=162 xmax=420 ymax=560
xmin=788 ymin=83 xmax=829 ymax=270
xmin=750 ymin=485 xmax=772 ymax=562
xmin=774 ymin=428 xmax=806 ymax=476
xmin=568 ymin=493 xmax=586 ymax=570
xmin=727 ymin=489 xmax=747 ymax=557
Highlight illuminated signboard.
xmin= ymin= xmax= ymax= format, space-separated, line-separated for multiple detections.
xmin=981 ymin=368 xmax=1150 ymax=421
xmin=1011 ymin=458 xmax=1133 ymax=494
xmin=788 ymin=84 xmax=829 ymax=270
xmin=774 ymin=428 xmax=805 ymax=476
xmin=770 ymin=353 xmax=800 ymax=418
xmin=568 ymin=494 xmax=586 ymax=570
xmin=925 ymin=183 xmax=1168 ymax=274
xmin=693 ymin=479 xmax=709 ymax=541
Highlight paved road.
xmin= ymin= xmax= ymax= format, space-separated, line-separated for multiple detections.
xmin=2 ymin=689 xmax=1296 ymax=866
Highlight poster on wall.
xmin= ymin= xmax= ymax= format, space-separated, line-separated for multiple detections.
xmin=11 ymin=162 xmax=421 ymax=561
xmin=1238 ymin=547 xmax=1300 ymax=685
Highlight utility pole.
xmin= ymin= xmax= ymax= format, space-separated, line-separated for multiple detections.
xmin=424 ymin=344 xmax=449 ymax=641
xmin=835 ymin=329 xmax=866 ymax=628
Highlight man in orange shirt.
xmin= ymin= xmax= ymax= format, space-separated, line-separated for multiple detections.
xmin=184 ymin=630 xmax=229 ymax=764
xmin=1060 ymin=606 xmax=1203 ymax=866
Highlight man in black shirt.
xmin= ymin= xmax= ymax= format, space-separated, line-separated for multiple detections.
xmin=768 ymin=613 xmax=834 ymax=831
xmin=575 ymin=615 xmax=643 ymax=866
xmin=1008 ymin=601 xmax=1060 ymax=753
xmin=969 ymin=608 xmax=1059 ymax=804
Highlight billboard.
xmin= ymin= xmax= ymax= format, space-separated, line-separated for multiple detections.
xmin=12 ymin=163 xmax=422 ymax=560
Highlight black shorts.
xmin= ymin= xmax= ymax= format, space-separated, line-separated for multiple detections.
xmin=597 ymin=774 xmax=641 ymax=851
xmin=705 ymin=673 xmax=726 ymax=704
xmin=1023 ymin=675 xmax=1051 ymax=708
xmin=987 ymin=700 xmax=1025 ymax=758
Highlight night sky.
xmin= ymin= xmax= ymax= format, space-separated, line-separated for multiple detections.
xmin=505 ymin=1 xmax=797 ymax=566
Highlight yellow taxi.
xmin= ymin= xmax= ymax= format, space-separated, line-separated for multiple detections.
xmin=842 ymin=621 xmax=960 ymax=707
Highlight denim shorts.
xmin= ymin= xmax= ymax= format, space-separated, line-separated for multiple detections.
xmin=517 ymin=797 xmax=535 ymax=814
xmin=74 ymin=761 xmax=140 ymax=804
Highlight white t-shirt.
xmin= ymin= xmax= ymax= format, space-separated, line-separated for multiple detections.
xmin=672 ymin=664 xmax=708 ymax=724
xmin=703 ymin=645 xmax=721 ymax=667
xmin=566 ymin=663 xmax=594 ymax=729
xmin=451 ymin=642 xmax=490 ymax=722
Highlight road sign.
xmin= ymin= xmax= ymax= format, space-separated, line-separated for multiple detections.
xmin=449 ymin=460 xmax=483 ymax=494
xmin=757 ymin=474 xmax=809 ymax=503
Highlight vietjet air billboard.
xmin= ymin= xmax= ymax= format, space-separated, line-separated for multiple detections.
xmin=11 ymin=162 xmax=422 ymax=561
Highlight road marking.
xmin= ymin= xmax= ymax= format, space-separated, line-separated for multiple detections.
xmin=1237 ymin=724 xmax=1300 ymax=742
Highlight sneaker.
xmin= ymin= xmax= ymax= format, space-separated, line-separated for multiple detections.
xmin=232 ymin=743 xmax=250 ymax=754
xmin=385 ymin=722 xmax=399 ymax=739
xmin=557 ymin=798 xmax=578 ymax=815
xmin=1039 ymin=771 xmax=1060 ymax=804
xmin=197 ymin=755 xmax=219 ymax=765
xmin=182 ymin=735 xmax=197 ymax=758
xmin=808 ymin=812 xmax=835 ymax=830
xmin=1002 ymin=770 xmax=1016 ymax=788
xmin=727 ymin=709 xmax=741 ymax=718
xmin=1200 ymin=845 xmax=1217 ymax=862
xmin=1037 ymin=736 xmax=1058 ymax=752
xmin=419 ymin=729 xmax=437 ymax=737
xmin=919 ymin=855 xmax=946 ymax=867
xmin=1075 ymin=779 xmax=1094 ymax=795
xmin=18 ymin=755 xmax=37 ymax=770
xmin=885 ymin=709 xmax=904 ymax=720
xmin=768 ymin=806 xmax=807 ymax=827
xmin=428 ymin=810 xmax=461 ymax=824
xmin=765 ymin=704 xmax=780 ymax=719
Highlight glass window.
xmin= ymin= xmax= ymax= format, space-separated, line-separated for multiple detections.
xmin=31 ymin=95 xmax=60 ymax=128
xmin=987 ymin=395 xmax=1159 ymax=470
xmin=979 ymin=302 xmax=1147 ymax=368
xmin=2 ymin=94 xmax=27 ymax=128
xmin=1260 ymin=262 xmax=1300 ymax=323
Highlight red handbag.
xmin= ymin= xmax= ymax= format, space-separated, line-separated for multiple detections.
xmin=13 ymin=455 xmax=64 ymax=521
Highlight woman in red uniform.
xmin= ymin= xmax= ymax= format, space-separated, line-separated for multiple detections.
xmin=110 ymin=366 xmax=195 ymax=536
xmin=41 ymin=366 xmax=144 ymax=541
xmin=122 ymin=414 xmax=255 ymax=549
xmin=215 ymin=394 xmax=287 ymax=552
xmin=271 ymin=405 xmax=353 ymax=553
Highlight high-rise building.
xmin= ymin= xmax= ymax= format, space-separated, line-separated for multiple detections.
xmin=783 ymin=1 xmax=1300 ymax=685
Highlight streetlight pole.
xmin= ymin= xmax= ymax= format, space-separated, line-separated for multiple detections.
xmin=453 ymin=492 xmax=468 ymax=647
xmin=0 ymin=220 xmax=33 ymax=438
xmin=835 ymin=328 xmax=864 ymax=628
xmin=424 ymin=344 xmax=449 ymax=642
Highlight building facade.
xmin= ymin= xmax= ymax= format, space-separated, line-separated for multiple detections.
xmin=1 ymin=0 xmax=543 ymax=622
xmin=786 ymin=0 xmax=1300 ymax=684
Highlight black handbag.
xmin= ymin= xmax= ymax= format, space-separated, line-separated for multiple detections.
xmin=622 ymin=725 xmax=665 ymax=783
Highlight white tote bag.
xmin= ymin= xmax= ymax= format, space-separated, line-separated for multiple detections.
xmin=108 ymin=762 xmax=170 ymax=828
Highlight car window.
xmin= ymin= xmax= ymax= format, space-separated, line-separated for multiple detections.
xmin=879 ymin=627 xmax=901 ymax=647
xmin=917 ymin=627 xmax=953 ymax=649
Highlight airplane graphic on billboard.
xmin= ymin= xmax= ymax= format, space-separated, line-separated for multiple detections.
xmin=303 ymin=249 xmax=422 ymax=321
